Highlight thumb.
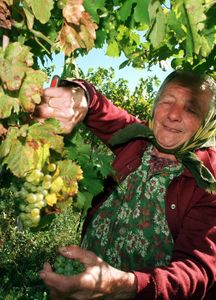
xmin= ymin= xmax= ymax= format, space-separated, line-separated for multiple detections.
xmin=40 ymin=264 xmax=69 ymax=287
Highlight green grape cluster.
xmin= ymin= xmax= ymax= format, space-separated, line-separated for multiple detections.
xmin=16 ymin=163 xmax=60 ymax=228
xmin=54 ymin=255 xmax=85 ymax=276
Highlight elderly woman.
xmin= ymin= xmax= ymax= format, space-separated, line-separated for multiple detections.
xmin=38 ymin=71 xmax=216 ymax=300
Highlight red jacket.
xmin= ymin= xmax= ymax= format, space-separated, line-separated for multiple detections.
xmin=75 ymin=79 xmax=216 ymax=300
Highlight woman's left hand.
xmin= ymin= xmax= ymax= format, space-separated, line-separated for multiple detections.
xmin=39 ymin=245 xmax=137 ymax=300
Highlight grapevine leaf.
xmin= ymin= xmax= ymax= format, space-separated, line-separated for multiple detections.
xmin=106 ymin=40 xmax=120 ymax=57
xmin=28 ymin=119 xmax=64 ymax=154
xmin=0 ymin=42 xmax=33 ymax=91
xmin=0 ymin=126 xmax=50 ymax=177
xmin=172 ymin=0 xmax=208 ymax=56
xmin=23 ymin=4 xmax=34 ymax=29
xmin=0 ymin=126 xmax=25 ymax=158
xmin=80 ymin=169 xmax=104 ymax=196
xmin=134 ymin=0 xmax=150 ymax=24
xmin=0 ymin=86 xmax=19 ymax=119
xmin=92 ymin=152 xmax=113 ymax=178
xmin=83 ymin=0 xmax=106 ymax=23
xmin=58 ymin=23 xmax=84 ymax=55
xmin=57 ymin=160 xmax=83 ymax=185
xmin=118 ymin=0 xmax=135 ymax=22
xmin=5 ymin=0 xmax=13 ymax=5
xmin=28 ymin=0 xmax=54 ymax=24
xmin=19 ymin=69 xmax=47 ymax=113
xmin=58 ymin=1 xmax=97 ymax=55
xmin=62 ymin=0 xmax=84 ymax=25
xmin=147 ymin=2 xmax=166 ymax=48
xmin=80 ymin=12 xmax=98 ymax=50
xmin=76 ymin=191 xmax=93 ymax=215
xmin=4 ymin=41 xmax=33 ymax=67
xmin=0 ymin=0 xmax=11 ymax=29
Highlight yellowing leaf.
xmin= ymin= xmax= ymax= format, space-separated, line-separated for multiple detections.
xmin=2 ymin=137 xmax=50 ymax=177
xmin=58 ymin=2 xmax=97 ymax=55
xmin=18 ymin=69 xmax=47 ymax=113
xmin=28 ymin=120 xmax=64 ymax=154
xmin=57 ymin=160 xmax=83 ymax=186
xmin=0 ymin=42 xmax=33 ymax=91
xmin=63 ymin=0 xmax=84 ymax=25
xmin=45 ymin=193 xmax=57 ymax=206
xmin=0 ymin=86 xmax=19 ymax=118
xmin=29 ymin=0 xmax=54 ymax=24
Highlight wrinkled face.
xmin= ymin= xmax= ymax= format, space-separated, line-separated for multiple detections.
xmin=153 ymin=81 xmax=211 ymax=149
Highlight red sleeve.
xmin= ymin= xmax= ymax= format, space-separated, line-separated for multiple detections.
xmin=72 ymin=79 xmax=141 ymax=146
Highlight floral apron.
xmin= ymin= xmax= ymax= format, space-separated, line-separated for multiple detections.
xmin=82 ymin=145 xmax=183 ymax=271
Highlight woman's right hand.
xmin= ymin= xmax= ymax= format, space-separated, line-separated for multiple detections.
xmin=34 ymin=86 xmax=88 ymax=134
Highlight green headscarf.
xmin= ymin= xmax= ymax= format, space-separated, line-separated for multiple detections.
xmin=110 ymin=71 xmax=216 ymax=194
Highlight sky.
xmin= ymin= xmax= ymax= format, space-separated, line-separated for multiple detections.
xmin=50 ymin=47 xmax=173 ymax=92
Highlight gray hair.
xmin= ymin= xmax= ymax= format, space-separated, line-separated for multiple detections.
xmin=154 ymin=70 xmax=216 ymax=111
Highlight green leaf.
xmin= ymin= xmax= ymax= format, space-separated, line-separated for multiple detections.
xmin=81 ymin=175 xmax=104 ymax=196
xmin=119 ymin=59 xmax=130 ymax=69
xmin=134 ymin=0 xmax=150 ymax=24
xmin=118 ymin=0 xmax=135 ymax=21
xmin=19 ymin=69 xmax=47 ymax=113
xmin=83 ymin=0 xmax=106 ymax=23
xmin=29 ymin=0 xmax=54 ymax=24
xmin=0 ymin=87 xmax=19 ymax=119
xmin=76 ymin=191 xmax=93 ymax=215
xmin=106 ymin=40 xmax=120 ymax=57
xmin=148 ymin=3 xmax=166 ymax=48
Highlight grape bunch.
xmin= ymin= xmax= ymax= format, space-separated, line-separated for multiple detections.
xmin=54 ymin=255 xmax=85 ymax=276
xmin=15 ymin=162 xmax=83 ymax=228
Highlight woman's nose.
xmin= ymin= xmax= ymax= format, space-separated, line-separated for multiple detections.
xmin=167 ymin=103 xmax=183 ymax=122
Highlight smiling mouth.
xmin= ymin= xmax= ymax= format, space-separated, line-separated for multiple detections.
xmin=163 ymin=125 xmax=182 ymax=133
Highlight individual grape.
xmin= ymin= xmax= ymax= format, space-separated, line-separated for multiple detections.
xmin=47 ymin=163 xmax=57 ymax=172
xmin=26 ymin=169 xmax=44 ymax=183
xmin=30 ymin=208 xmax=40 ymax=217
xmin=30 ymin=214 xmax=41 ymax=226
xmin=19 ymin=203 xmax=27 ymax=211
xmin=44 ymin=174 xmax=52 ymax=181
xmin=35 ymin=193 xmax=44 ymax=202
xmin=26 ymin=193 xmax=37 ymax=203
xmin=42 ymin=180 xmax=52 ymax=190
xmin=41 ymin=189 xmax=48 ymax=196
xmin=54 ymin=255 xmax=85 ymax=276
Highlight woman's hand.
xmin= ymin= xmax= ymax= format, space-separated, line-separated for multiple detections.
xmin=39 ymin=245 xmax=137 ymax=300
xmin=34 ymin=86 xmax=88 ymax=134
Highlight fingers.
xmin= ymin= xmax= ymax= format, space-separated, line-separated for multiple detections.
xmin=42 ymin=87 xmax=71 ymax=100
xmin=58 ymin=245 xmax=102 ymax=266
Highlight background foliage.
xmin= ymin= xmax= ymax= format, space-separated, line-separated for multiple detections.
xmin=0 ymin=0 xmax=215 ymax=298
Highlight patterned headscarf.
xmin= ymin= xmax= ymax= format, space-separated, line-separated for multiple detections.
xmin=110 ymin=71 xmax=216 ymax=194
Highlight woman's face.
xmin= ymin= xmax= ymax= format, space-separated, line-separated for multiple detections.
xmin=153 ymin=81 xmax=211 ymax=150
